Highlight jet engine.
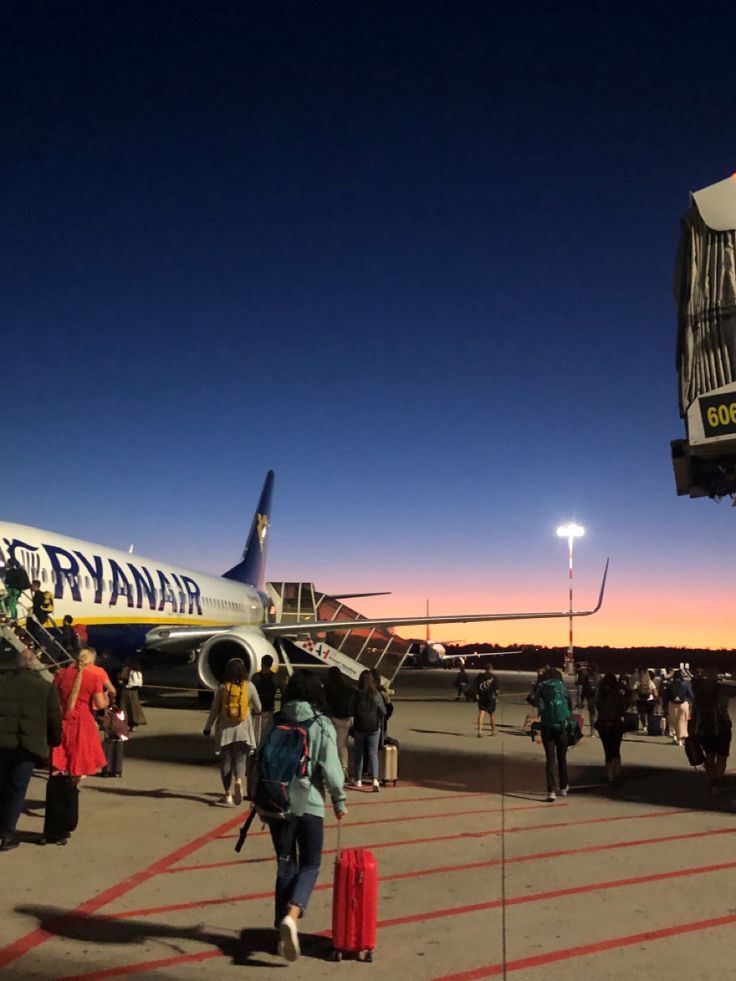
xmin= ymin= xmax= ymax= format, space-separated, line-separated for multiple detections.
xmin=197 ymin=626 xmax=279 ymax=689
xmin=407 ymin=641 xmax=446 ymax=667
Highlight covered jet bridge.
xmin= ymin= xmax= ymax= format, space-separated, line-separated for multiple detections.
xmin=673 ymin=176 xmax=736 ymax=500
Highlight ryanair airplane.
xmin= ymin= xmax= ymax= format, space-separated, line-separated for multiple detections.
xmin=0 ymin=471 xmax=608 ymax=689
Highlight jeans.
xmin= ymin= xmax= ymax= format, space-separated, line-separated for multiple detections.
xmin=0 ymin=748 xmax=37 ymax=838
xmin=330 ymin=717 xmax=351 ymax=774
xmin=352 ymin=729 xmax=380 ymax=781
xmin=541 ymin=727 xmax=568 ymax=792
xmin=268 ymin=813 xmax=324 ymax=926
xmin=219 ymin=741 xmax=249 ymax=792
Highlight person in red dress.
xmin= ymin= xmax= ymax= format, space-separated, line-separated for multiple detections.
xmin=51 ymin=648 xmax=109 ymax=782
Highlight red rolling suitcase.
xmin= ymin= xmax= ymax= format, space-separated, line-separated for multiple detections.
xmin=331 ymin=834 xmax=377 ymax=962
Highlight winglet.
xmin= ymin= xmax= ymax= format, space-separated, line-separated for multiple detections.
xmin=222 ymin=470 xmax=274 ymax=590
xmin=589 ymin=558 xmax=609 ymax=615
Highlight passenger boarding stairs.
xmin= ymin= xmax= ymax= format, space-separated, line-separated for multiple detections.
xmin=267 ymin=582 xmax=411 ymax=688
xmin=0 ymin=596 xmax=75 ymax=676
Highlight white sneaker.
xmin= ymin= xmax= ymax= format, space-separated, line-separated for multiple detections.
xmin=372 ymin=779 xmax=380 ymax=793
xmin=546 ymin=791 xmax=556 ymax=802
xmin=279 ymin=915 xmax=300 ymax=962
xmin=559 ymin=786 xmax=569 ymax=797
xmin=221 ymin=794 xmax=234 ymax=806
xmin=355 ymin=780 xmax=362 ymax=788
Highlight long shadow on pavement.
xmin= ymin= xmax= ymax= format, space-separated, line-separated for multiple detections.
xmin=14 ymin=906 xmax=331 ymax=968
xmin=398 ymin=742 xmax=736 ymax=814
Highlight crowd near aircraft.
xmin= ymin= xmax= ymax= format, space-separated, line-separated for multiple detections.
xmin=0 ymin=471 xmax=608 ymax=689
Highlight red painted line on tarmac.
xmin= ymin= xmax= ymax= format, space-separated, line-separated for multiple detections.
xmin=113 ymin=824 xmax=736 ymax=920
xmin=376 ymin=856 xmax=736 ymax=928
xmin=58 ymin=906 xmax=736 ymax=981
xmin=428 ymin=911 xmax=736 ymax=980
xmin=164 ymin=806 xmax=684 ymax=874
xmin=60 ymin=846 xmax=736 ymax=979
xmin=58 ymin=949 xmax=223 ymax=981
xmin=502 ymin=807 xmax=693 ymax=837
xmin=216 ymin=791 xmax=486 ymax=835
xmin=218 ymin=800 xmax=561 ymax=842
xmin=0 ymin=810 xmax=246 ymax=972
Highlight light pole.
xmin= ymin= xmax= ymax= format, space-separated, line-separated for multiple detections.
xmin=556 ymin=522 xmax=585 ymax=675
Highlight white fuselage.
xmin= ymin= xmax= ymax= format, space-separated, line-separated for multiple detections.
xmin=0 ymin=522 xmax=265 ymax=654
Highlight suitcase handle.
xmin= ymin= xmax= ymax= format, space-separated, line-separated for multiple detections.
xmin=336 ymin=818 xmax=342 ymax=861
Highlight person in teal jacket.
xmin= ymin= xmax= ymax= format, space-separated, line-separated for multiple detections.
xmin=263 ymin=670 xmax=346 ymax=962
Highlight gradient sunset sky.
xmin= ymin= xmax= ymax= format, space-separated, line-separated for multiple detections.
xmin=4 ymin=3 xmax=736 ymax=650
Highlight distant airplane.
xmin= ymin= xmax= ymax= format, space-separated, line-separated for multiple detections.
xmin=404 ymin=601 xmax=521 ymax=668
xmin=0 ymin=471 xmax=608 ymax=689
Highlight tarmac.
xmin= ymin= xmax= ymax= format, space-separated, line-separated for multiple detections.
xmin=0 ymin=668 xmax=735 ymax=980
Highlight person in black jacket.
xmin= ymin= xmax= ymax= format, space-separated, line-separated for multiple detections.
xmin=2 ymin=558 xmax=31 ymax=620
xmin=251 ymin=655 xmax=281 ymax=745
xmin=0 ymin=647 xmax=62 ymax=850
xmin=323 ymin=667 xmax=355 ymax=777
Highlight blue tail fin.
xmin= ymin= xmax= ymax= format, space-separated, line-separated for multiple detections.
xmin=222 ymin=470 xmax=274 ymax=590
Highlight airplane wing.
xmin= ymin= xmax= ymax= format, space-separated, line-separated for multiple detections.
xmin=262 ymin=559 xmax=609 ymax=636
xmin=144 ymin=624 xmax=234 ymax=650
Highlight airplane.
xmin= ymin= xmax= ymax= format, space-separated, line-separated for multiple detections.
xmin=0 ymin=471 xmax=609 ymax=690
xmin=402 ymin=601 xmax=523 ymax=668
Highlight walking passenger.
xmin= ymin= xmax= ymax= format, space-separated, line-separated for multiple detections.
xmin=251 ymin=654 xmax=280 ymax=745
xmin=262 ymin=670 xmax=346 ymax=962
xmin=474 ymin=663 xmax=499 ymax=737
xmin=692 ymin=669 xmax=733 ymax=795
xmin=454 ymin=664 xmax=471 ymax=700
xmin=2 ymin=558 xmax=31 ymax=620
xmin=0 ymin=647 xmax=62 ymax=850
xmin=582 ymin=664 xmax=600 ymax=736
xmin=536 ymin=668 xmax=572 ymax=802
xmin=666 ymin=669 xmax=693 ymax=746
xmin=47 ymin=648 xmax=109 ymax=844
xmin=60 ymin=615 xmax=82 ymax=656
xmin=351 ymin=669 xmax=385 ymax=791
xmin=594 ymin=673 xmax=626 ymax=784
xmin=636 ymin=669 xmax=657 ymax=731
xmin=203 ymin=658 xmax=261 ymax=806
xmin=323 ymin=667 xmax=354 ymax=777
xmin=119 ymin=655 xmax=147 ymax=730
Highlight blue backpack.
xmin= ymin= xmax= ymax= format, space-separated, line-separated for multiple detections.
xmin=539 ymin=679 xmax=571 ymax=730
xmin=253 ymin=712 xmax=317 ymax=820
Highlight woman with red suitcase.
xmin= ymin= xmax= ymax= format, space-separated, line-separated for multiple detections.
xmin=263 ymin=671 xmax=347 ymax=962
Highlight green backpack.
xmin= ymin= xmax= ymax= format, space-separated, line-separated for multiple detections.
xmin=539 ymin=679 xmax=571 ymax=730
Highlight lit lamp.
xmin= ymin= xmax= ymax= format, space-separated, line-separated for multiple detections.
xmin=556 ymin=522 xmax=585 ymax=675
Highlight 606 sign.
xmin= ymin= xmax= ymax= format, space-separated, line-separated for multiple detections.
xmin=700 ymin=393 xmax=736 ymax=438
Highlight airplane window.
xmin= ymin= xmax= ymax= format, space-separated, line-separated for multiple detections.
xmin=42 ymin=570 xmax=47 ymax=583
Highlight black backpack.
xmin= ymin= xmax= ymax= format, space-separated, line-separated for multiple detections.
xmin=668 ymin=680 xmax=685 ymax=703
xmin=353 ymin=692 xmax=379 ymax=732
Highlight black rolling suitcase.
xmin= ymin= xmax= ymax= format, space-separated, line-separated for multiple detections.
xmin=103 ymin=739 xmax=124 ymax=777
xmin=43 ymin=774 xmax=79 ymax=843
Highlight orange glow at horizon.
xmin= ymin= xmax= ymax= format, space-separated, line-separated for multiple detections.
xmin=355 ymin=585 xmax=735 ymax=651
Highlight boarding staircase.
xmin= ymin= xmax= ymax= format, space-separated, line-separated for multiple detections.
xmin=266 ymin=582 xmax=411 ymax=688
xmin=0 ymin=595 xmax=75 ymax=676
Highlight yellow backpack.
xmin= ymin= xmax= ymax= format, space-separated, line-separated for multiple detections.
xmin=221 ymin=682 xmax=249 ymax=723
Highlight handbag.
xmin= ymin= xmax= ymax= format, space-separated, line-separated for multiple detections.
xmin=684 ymin=736 xmax=705 ymax=767
xmin=623 ymin=712 xmax=639 ymax=732
xmin=105 ymin=707 xmax=130 ymax=741
xmin=567 ymin=716 xmax=583 ymax=746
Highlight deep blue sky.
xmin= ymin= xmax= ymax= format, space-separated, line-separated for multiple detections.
xmin=3 ymin=2 xmax=736 ymax=646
